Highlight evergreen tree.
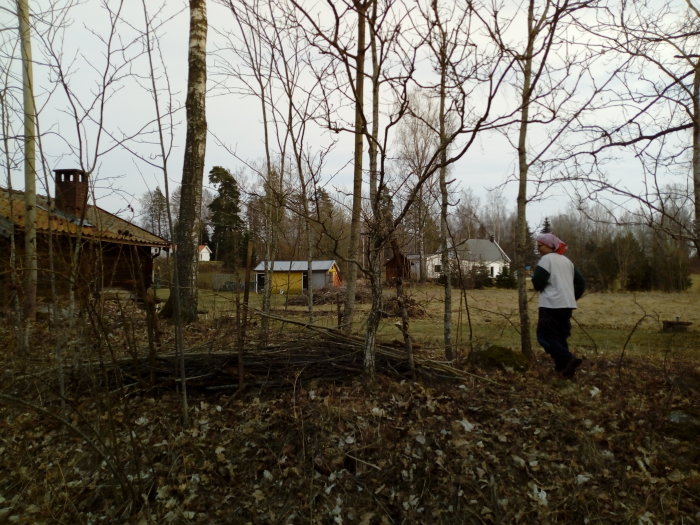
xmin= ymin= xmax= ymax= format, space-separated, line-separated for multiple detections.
xmin=467 ymin=264 xmax=493 ymax=289
xmin=650 ymin=235 xmax=691 ymax=292
xmin=199 ymin=223 xmax=211 ymax=248
xmin=495 ymin=264 xmax=517 ymax=288
xmin=541 ymin=217 xmax=552 ymax=233
xmin=207 ymin=166 xmax=245 ymax=270
xmin=585 ymin=237 xmax=619 ymax=291
xmin=626 ymin=250 xmax=653 ymax=291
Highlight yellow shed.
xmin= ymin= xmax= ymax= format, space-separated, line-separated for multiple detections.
xmin=253 ymin=260 xmax=342 ymax=294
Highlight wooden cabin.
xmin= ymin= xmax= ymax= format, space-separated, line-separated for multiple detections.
xmin=0 ymin=169 xmax=169 ymax=309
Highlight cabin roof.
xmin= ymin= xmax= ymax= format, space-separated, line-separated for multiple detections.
xmin=0 ymin=187 xmax=169 ymax=247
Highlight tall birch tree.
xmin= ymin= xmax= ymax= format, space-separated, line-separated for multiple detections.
xmin=161 ymin=0 xmax=208 ymax=324
xmin=17 ymin=0 xmax=37 ymax=323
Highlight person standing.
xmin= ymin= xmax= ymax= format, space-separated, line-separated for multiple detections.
xmin=531 ymin=233 xmax=586 ymax=378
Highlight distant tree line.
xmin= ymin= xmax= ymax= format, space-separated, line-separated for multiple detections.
xmin=547 ymin=209 xmax=692 ymax=293
xmin=140 ymin=179 xmax=693 ymax=294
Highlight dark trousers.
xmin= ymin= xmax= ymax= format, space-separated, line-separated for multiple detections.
xmin=537 ymin=307 xmax=574 ymax=370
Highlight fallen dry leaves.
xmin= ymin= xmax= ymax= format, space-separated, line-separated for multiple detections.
xmin=0 ymin=312 xmax=699 ymax=524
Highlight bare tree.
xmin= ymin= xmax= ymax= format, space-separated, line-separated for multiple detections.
xmin=407 ymin=0 xmax=514 ymax=361
xmin=264 ymin=3 xmax=332 ymax=323
xmin=476 ymin=0 xmax=612 ymax=359
xmin=394 ymin=95 xmax=441 ymax=283
xmin=283 ymin=0 xmax=372 ymax=334
xmin=449 ymin=188 xmax=482 ymax=241
xmin=285 ymin=0 xmax=513 ymax=373
xmin=360 ymin=0 xmax=513 ymax=371
xmin=576 ymin=1 xmax=700 ymax=256
xmin=429 ymin=0 xmax=458 ymax=361
xmin=483 ymin=187 xmax=508 ymax=243
xmin=344 ymin=0 xmax=370 ymax=335
xmin=217 ymin=0 xmax=296 ymax=340
xmin=134 ymin=0 xmax=188 ymax=418
xmin=138 ymin=186 xmax=170 ymax=239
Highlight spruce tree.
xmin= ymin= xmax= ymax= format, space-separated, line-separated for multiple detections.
xmin=541 ymin=217 xmax=552 ymax=233
xmin=207 ymin=166 xmax=245 ymax=270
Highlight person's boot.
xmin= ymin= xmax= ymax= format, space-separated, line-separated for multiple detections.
xmin=561 ymin=356 xmax=582 ymax=379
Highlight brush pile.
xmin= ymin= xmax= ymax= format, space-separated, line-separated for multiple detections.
xmin=77 ymin=327 xmax=469 ymax=393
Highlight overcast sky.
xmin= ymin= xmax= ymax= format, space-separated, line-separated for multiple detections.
xmin=1 ymin=0 xmax=693 ymax=235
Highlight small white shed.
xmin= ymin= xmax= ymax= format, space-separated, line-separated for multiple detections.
xmin=198 ymin=244 xmax=212 ymax=262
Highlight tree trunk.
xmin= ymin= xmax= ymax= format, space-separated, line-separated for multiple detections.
xmin=391 ymin=241 xmax=415 ymax=376
xmin=305 ymin=231 xmax=314 ymax=323
xmin=364 ymin=249 xmax=381 ymax=378
xmin=237 ymin=237 xmax=254 ymax=392
xmin=692 ymin=58 xmax=700 ymax=258
xmin=18 ymin=0 xmax=37 ymax=324
xmin=439 ymin=187 xmax=452 ymax=361
xmin=260 ymin=171 xmax=281 ymax=345
xmin=259 ymin=129 xmax=277 ymax=346
xmin=363 ymin=150 xmax=387 ymax=379
xmin=362 ymin=0 xmax=381 ymax=376
xmin=161 ymin=0 xmax=208 ymax=324
xmin=288 ymin=100 xmax=315 ymax=323
xmin=341 ymin=2 xmax=367 ymax=335
xmin=436 ymin=20 xmax=453 ymax=362
xmin=418 ymin=192 xmax=427 ymax=283
xmin=516 ymin=1 xmax=536 ymax=361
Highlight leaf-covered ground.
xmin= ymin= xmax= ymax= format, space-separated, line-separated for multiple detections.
xmin=2 ymin=340 xmax=699 ymax=524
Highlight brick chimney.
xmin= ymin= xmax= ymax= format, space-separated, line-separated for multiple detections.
xmin=54 ymin=169 xmax=89 ymax=217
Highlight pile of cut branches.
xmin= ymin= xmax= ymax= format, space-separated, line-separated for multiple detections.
xmin=63 ymin=323 xmax=481 ymax=394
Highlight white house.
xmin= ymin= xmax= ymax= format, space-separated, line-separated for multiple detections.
xmin=198 ymin=244 xmax=212 ymax=262
xmin=425 ymin=238 xmax=511 ymax=279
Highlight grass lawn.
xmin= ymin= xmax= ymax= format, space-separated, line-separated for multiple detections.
xmin=159 ymin=278 xmax=700 ymax=361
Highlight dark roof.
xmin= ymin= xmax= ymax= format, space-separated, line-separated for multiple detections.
xmin=455 ymin=239 xmax=511 ymax=263
xmin=0 ymin=187 xmax=169 ymax=247
xmin=253 ymin=260 xmax=339 ymax=272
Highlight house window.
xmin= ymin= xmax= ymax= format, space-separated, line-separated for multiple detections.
xmin=490 ymin=266 xmax=495 ymax=277
xmin=434 ymin=264 xmax=442 ymax=273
